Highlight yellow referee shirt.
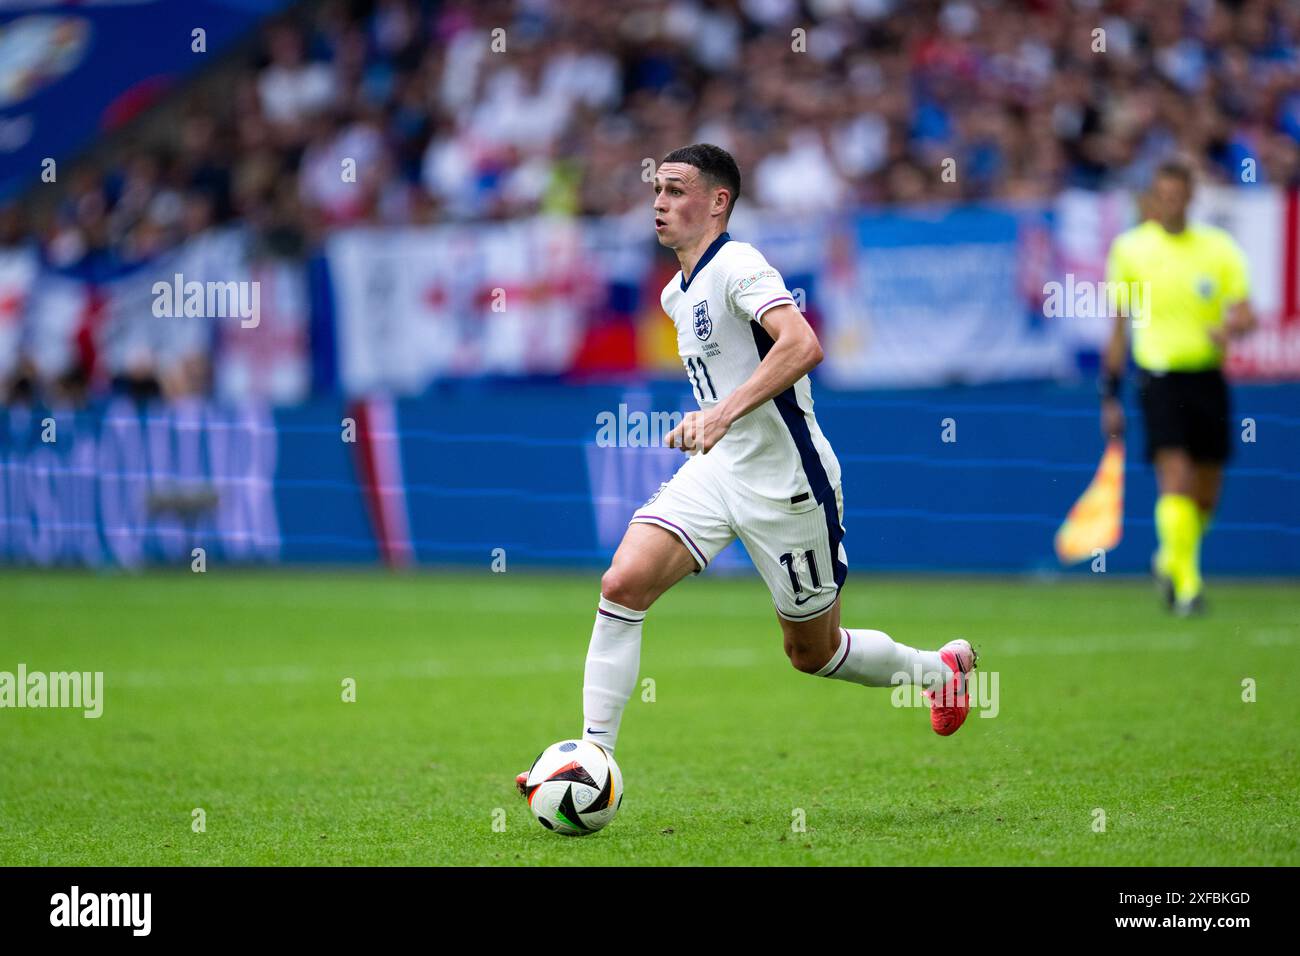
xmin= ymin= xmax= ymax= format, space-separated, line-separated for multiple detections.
xmin=1104 ymin=220 xmax=1250 ymax=372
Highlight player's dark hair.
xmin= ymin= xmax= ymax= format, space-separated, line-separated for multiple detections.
xmin=662 ymin=144 xmax=741 ymax=217
xmin=1154 ymin=159 xmax=1194 ymax=189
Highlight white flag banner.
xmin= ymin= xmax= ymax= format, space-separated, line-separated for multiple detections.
xmin=327 ymin=217 xmax=604 ymax=394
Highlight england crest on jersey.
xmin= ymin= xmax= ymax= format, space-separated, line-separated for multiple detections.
xmin=692 ymin=300 xmax=712 ymax=341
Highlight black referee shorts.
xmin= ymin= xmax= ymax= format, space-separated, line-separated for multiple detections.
xmin=1136 ymin=368 xmax=1231 ymax=464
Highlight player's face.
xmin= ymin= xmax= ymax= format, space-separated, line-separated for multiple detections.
xmin=652 ymin=163 xmax=718 ymax=248
xmin=1149 ymin=174 xmax=1191 ymax=228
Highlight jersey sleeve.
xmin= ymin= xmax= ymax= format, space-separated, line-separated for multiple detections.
xmin=726 ymin=248 xmax=796 ymax=323
xmin=1218 ymin=233 xmax=1250 ymax=305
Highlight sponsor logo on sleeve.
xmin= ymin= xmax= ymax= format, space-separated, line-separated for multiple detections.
xmin=736 ymin=269 xmax=778 ymax=292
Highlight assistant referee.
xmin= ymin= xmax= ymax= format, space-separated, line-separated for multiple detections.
xmin=1101 ymin=160 xmax=1256 ymax=616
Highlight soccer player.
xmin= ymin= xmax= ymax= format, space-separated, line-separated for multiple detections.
xmin=518 ymin=144 xmax=975 ymax=791
xmin=1101 ymin=159 xmax=1256 ymax=615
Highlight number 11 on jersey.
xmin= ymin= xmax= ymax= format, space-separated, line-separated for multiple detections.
xmin=686 ymin=357 xmax=717 ymax=402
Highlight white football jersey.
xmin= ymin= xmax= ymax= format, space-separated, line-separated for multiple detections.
xmin=660 ymin=233 xmax=841 ymax=502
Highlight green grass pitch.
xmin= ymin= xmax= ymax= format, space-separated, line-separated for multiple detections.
xmin=1 ymin=569 xmax=1296 ymax=866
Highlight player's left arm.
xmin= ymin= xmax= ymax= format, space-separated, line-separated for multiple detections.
xmin=667 ymin=303 xmax=822 ymax=454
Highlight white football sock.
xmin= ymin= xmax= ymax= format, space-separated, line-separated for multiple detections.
xmin=581 ymin=596 xmax=645 ymax=754
xmin=815 ymin=627 xmax=950 ymax=691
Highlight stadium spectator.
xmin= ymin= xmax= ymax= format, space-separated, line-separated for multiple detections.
xmin=22 ymin=0 xmax=1300 ymax=241
xmin=5 ymin=0 xmax=1300 ymax=405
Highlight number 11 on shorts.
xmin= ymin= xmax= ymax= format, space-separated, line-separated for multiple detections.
xmin=779 ymin=550 xmax=821 ymax=594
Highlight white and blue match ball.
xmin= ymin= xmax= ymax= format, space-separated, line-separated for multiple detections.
xmin=523 ymin=740 xmax=623 ymax=836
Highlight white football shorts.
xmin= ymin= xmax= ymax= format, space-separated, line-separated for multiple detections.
xmin=629 ymin=451 xmax=848 ymax=622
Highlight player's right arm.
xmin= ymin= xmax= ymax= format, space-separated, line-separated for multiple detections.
xmin=665 ymin=303 xmax=820 ymax=455
xmin=711 ymin=303 xmax=822 ymax=431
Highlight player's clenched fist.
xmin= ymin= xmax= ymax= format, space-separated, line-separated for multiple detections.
xmin=665 ymin=411 xmax=699 ymax=453
xmin=666 ymin=408 xmax=730 ymax=454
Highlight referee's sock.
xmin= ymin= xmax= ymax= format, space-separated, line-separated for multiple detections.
xmin=1156 ymin=494 xmax=1203 ymax=602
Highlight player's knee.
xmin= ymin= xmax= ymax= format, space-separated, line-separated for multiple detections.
xmin=600 ymin=566 xmax=650 ymax=612
xmin=787 ymin=642 xmax=831 ymax=675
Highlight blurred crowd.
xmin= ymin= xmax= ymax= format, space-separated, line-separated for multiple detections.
xmin=2 ymin=0 xmax=1300 ymax=404
xmin=12 ymin=0 xmax=1300 ymax=252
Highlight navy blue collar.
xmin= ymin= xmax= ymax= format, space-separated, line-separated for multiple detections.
xmin=681 ymin=231 xmax=731 ymax=291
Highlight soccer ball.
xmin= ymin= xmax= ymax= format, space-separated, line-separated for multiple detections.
xmin=523 ymin=739 xmax=623 ymax=836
